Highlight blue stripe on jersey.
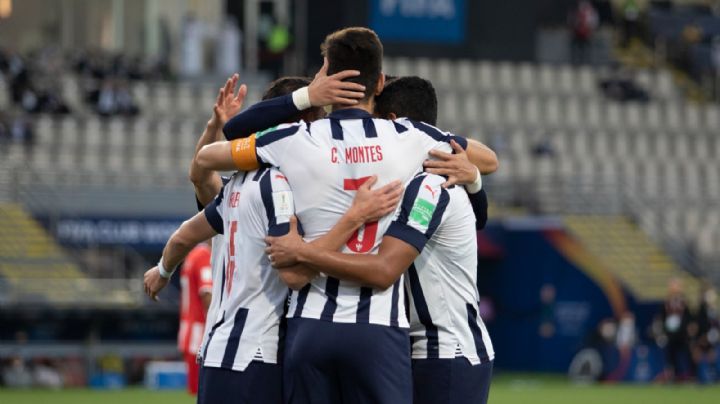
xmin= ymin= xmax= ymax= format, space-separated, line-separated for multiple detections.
xmin=255 ymin=125 xmax=301 ymax=147
xmin=466 ymin=303 xmax=489 ymax=362
xmin=277 ymin=294 xmax=290 ymax=360
xmin=202 ymin=311 xmax=225 ymax=364
xmin=327 ymin=108 xmax=372 ymax=120
xmin=363 ymin=118 xmax=377 ymax=138
xmin=409 ymin=120 xmax=444 ymax=141
xmin=203 ymin=183 xmax=227 ymax=234
xmin=385 ymin=222 xmax=427 ymax=253
xmin=408 ymin=263 xmax=439 ymax=358
xmin=320 ymin=277 xmax=340 ymax=321
xmin=356 ymin=287 xmax=373 ymax=323
xmin=425 ymin=188 xmax=450 ymax=239
xmin=221 ymin=307 xmax=249 ymax=369
xmin=219 ymin=261 xmax=226 ymax=305
xmin=330 ymin=119 xmax=343 ymax=140
xmin=390 ymin=279 xmax=401 ymax=327
xmin=259 ymin=169 xmax=290 ymax=237
xmin=204 ymin=201 xmax=224 ymax=234
xmin=409 ymin=120 xmax=468 ymax=150
xmin=396 ymin=174 xmax=423 ymax=225
xmin=393 ymin=121 xmax=408 ymax=133
xmin=293 ymin=284 xmax=311 ymax=318
xmin=252 ymin=166 xmax=267 ymax=181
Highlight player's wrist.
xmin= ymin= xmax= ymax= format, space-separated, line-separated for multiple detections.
xmin=295 ymin=243 xmax=312 ymax=265
xmin=465 ymin=167 xmax=483 ymax=194
xmin=157 ymin=256 xmax=175 ymax=279
xmin=292 ymin=87 xmax=312 ymax=110
xmin=345 ymin=205 xmax=368 ymax=228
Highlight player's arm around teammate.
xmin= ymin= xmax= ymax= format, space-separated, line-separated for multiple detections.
xmin=275 ymin=175 xmax=403 ymax=290
xmin=143 ymin=176 xmax=402 ymax=300
xmin=264 ymin=144 xmax=483 ymax=290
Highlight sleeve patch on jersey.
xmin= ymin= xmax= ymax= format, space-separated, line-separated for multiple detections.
xmin=272 ymin=191 xmax=294 ymax=217
xmin=409 ymin=198 xmax=436 ymax=231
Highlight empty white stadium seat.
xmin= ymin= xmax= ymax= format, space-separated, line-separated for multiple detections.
xmin=476 ymin=62 xmax=496 ymax=92
xmin=435 ymin=59 xmax=455 ymax=89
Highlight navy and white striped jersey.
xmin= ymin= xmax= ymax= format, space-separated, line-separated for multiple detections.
xmin=386 ymin=173 xmax=495 ymax=364
xmin=197 ymin=176 xmax=229 ymax=364
xmin=237 ymin=108 xmax=467 ymax=327
xmin=200 ymin=167 xmax=293 ymax=371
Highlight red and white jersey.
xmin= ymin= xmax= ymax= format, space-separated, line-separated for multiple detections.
xmin=231 ymin=109 xmax=468 ymax=327
xmin=200 ymin=168 xmax=293 ymax=371
xmin=178 ymin=243 xmax=213 ymax=355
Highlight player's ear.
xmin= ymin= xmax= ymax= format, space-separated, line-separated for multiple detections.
xmin=375 ymin=73 xmax=385 ymax=96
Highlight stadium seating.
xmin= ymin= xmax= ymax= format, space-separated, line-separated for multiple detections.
xmin=564 ymin=215 xmax=702 ymax=303
xmin=0 ymin=203 xmax=138 ymax=306
xmin=2 ymin=59 xmax=718 ymax=281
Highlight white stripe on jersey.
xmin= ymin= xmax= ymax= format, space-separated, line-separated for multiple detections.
xmin=254 ymin=109 xmax=466 ymax=327
xmin=390 ymin=173 xmax=494 ymax=364
xmin=200 ymin=168 xmax=292 ymax=372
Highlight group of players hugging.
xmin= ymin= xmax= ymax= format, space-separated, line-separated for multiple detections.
xmin=143 ymin=27 xmax=500 ymax=404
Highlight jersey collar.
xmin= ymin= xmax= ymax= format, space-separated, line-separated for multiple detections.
xmin=327 ymin=108 xmax=373 ymax=120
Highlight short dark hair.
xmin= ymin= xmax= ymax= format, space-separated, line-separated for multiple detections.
xmin=262 ymin=76 xmax=311 ymax=100
xmin=262 ymin=76 xmax=323 ymax=123
xmin=375 ymin=76 xmax=438 ymax=125
xmin=321 ymin=27 xmax=383 ymax=101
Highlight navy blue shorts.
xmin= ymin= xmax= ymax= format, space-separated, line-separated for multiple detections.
xmin=197 ymin=362 xmax=282 ymax=404
xmin=412 ymin=358 xmax=493 ymax=404
xmin=283 ymin=318 xmax=412 ymax=404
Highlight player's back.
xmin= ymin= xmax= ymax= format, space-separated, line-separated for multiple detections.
xmin=404 ymin=173 xmax=494 ymax=365
xmin=254 ymin=108 xmax=461 ymax=326
xmin=201 ymin=168 xmax=291 ymax=371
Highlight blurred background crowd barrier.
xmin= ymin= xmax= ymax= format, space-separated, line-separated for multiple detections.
xmin=0 ymin=0 xmax=719 ymax=390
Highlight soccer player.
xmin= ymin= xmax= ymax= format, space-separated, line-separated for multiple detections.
xmin=145 ymin=70 xmax=380 ymax=403
xmin=196 ymin=27 xmax=497 ymax=404
xmin=266 ymin=77 xmax=495 ymax=404
xmin=187 ymin=68 xmax=367 ymax=368
xmin=375 ymin=75 xmax=489 ymax=229
xmin=143 ymin=168 xmax=400 ymax=404
xmin=177 ymin=242 xmax=212 ymax=395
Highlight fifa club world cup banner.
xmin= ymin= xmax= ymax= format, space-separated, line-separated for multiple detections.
xmin=43 ymin=217 xmax=184 ymax=249
xmin=370 ymin=0 xmax=466 ymax=43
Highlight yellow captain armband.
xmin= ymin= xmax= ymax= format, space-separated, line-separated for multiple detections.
xmin=230 ymin=135 xmax=260 ymax=171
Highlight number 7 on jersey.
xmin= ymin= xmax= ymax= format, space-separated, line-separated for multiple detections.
xmin=343 ymin=177 xmax=378 ymax=253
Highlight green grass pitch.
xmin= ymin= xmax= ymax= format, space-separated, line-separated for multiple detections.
xmin=1 ymin=373 xmax=719 ymax=404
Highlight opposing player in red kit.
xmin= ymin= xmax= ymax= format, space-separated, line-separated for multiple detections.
xmin=177 ymin=242 xmax=213 ymax=395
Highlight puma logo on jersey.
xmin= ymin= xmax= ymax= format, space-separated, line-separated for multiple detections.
xmin=425 ymin=184 xmax=437 ymax=199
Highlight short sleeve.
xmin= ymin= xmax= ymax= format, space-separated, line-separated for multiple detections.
xmin=203 ymin=185 xmax=227 ymax=234
xmin=254 ymin=122 xmax=306 ymax=168
xmin=259 ymin=168 xmax=296 ymax=237
xmin=385 ymin=174 xmax=450 ymax=253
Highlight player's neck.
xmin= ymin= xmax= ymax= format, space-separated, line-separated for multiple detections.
xmin=332 ymin=98 xmax=374 ymax=115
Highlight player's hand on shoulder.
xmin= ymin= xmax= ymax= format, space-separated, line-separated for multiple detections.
xmin=424 ymin=139 xmax=478 ymax=188
xmin=143 ymin=266 xmax=170 ymax=302
xmin=265 ymin=216 xmax=305 ymax=268
xmin=211 ymin=73 xmax=247 ymax=126
xmin=348 ymin=175 xmax=403 ymax=223
xmin=308 ymin=57 xmax=366 ymax=107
